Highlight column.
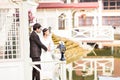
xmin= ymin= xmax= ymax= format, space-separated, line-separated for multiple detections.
xmin=98 ymin=0 xmax=102 ymax=27
xmin=19 ymin=1 xmax=38 ymax=80
xmin=74 ymin=12 xmax=79 ymax=28
xmin=93 ymin=9 xmax=97 ymax=27
xmin=94 ymin=60 xmax=97 ymax=80
xmin=20 ymin=2 xmax=30 ymax=80
xmin=60 ymin=61 xmax=67 ymax=80
xmin=67 ymin=0 xmax=71 ymax=3
xmin=66 ymin=10 xmax=72 ymax=38
xmin=74 ymin=0 xmax=78 ymax=3
xmin=67 ymin=63 xmax=73 ymax=80
xmin=93 ymin=9 xmax=98 ymax=38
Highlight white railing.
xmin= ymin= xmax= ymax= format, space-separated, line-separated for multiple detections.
xmin=67 ymin=57 xmax=114 ymax=80
xmin=30 ymin=57 xmax=114 ymax=80
xmin=30 ymin=60 xmax=67 ymax=80
xmin=52 ymin=26 xmax=114 ymax=43
xmin=98 ymin=76 xmax=120 ymax=80
xmin=72 ymin=26 xmax=114 ymax=41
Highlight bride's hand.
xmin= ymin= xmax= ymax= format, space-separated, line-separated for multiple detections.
xmin=47 ymin=46 xmax=50 ymax=52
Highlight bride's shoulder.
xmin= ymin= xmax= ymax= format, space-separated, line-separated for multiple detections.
xmin=47 ymin=35 xmax=52 ymax=39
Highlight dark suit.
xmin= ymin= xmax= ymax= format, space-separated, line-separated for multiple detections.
xmin=30 ymin=31 xmax=47 ymax=80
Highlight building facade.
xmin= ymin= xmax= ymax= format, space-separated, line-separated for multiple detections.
xmin=36 ymin=0 xmax=119 ymax=38
xmin=0 ymin=0 xmax=119 ymax=80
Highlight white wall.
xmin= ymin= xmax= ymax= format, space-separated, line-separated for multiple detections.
xmin=37 ymin=10 xmax=58 ymax=29
xmin=0 ymin=61 xmax=24 ymax=80
xmin=37 ymin=9 xmax=73 ymax=31
xmin=52 ymin=30 xmax=72 ymax=38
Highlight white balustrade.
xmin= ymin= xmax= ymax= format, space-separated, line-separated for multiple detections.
xmin=99 ymin=76 xmax=120 ymax=80
xmin=67 ymin=57 xmax=114 ymax=80
xmin=31 ymin=60 xmax=67 ymax=80
xmin=72 ymin=26 xmax=114 ymax=41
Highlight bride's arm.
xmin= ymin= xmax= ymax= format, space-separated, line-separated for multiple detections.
xmin=49 ymin=36 xmax=55 ymax=51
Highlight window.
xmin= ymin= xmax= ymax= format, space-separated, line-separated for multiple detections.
xmin=79 ymin=15 xmax=94 ymax=26
xmin=102 ymin=16 xmax=120 ymax=27
xmin=103 ymin=0 xmax=120 ymax=10
xmin=58 ymin=13 xmax=66 ymax=30
xmin=79 ymin=0 xmax=98 ymax=2
xmin=0 ymin=8 xmax=20 ymax=60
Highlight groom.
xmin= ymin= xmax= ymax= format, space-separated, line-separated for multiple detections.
xmin=29 ymin=23 xmax=47 ymax=80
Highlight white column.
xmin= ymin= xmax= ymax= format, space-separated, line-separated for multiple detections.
xmin=55 ymin=9 xmax=59 ymax=30
xmin=93 ymin=9 xmax=97 ymax=27
xmin=66 ymin=10 xmax=72 ymax=29
xmin=74 ymin=0 xmax=78 ymax=3
xmin=67 ymin=63 xmax=73 ymax=80
xmin=67 ymin=0 xmax=71 ymax=3
xmin=20 ymin=2 xmax=30 ymax=80
xmin=98 ymin=0 xmax=103 ymax=27
xmin=94 ymin=60 xmax=97 ymax=80
xmin=43 ymin=10 xmax=48 ymax=28
xmin=60 ymin=61 xmax=67 ymax=80
xmin=74 ymin=12 xmax=79 ymax=28
xmin=19 ymin=1 xmax=38 ymax=80
xmin=66 ymin=10 xmax=72 ymax=38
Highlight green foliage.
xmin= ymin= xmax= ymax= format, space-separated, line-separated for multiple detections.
xmin=87 ymin=48 xmax=112 ymax=56
xmin=67 ymin=70 xmax=94 ymax=80
xmin=87 ymin=47 xmax=120 ymax=58
xmin=113 ymin=47 xmax=120 ymax=58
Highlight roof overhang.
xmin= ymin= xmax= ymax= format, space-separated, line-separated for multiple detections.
xmin=37 ymin=2 xmax=99 ymax=9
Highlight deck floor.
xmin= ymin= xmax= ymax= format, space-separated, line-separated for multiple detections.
xmin=113 ymin=58 xmax=120 ymax=76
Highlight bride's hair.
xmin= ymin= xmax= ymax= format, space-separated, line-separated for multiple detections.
xmin=42 ymin=28 xmax=48 ymax=36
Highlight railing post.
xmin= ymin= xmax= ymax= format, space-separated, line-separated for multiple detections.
xmin=94 ymin=60 xmax=97 ymax=80
xmin=67 ymin=63 xmax=73 ymax=80
xmin=60 ymin=61 xmax=67 ymax=80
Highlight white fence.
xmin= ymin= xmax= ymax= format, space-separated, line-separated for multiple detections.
xmin=72 ymin=26 xmax=114 ymax=41
xmin=30 ymin=56 xmax=114 ymax=80
xmin=98 ymin=76 xmax=120 ymax=80
xmin=52 ymin=26 xmax=114 ymax=43
xmin=67 ymin=57 xmax=114 ymax=80
xmin=31 ymin=60 xmax=67 ymax=80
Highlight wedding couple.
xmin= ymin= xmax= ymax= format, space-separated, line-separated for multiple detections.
xmin=29 ymin=23 xmax=55 ymax=80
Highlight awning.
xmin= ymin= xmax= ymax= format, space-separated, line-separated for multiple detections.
xmin=52 ymin=34 xmax=90 ymax=64
xmin=37 ymin=2 xmax=99 ymax=9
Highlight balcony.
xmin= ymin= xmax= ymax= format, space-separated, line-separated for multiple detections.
xmin=72 ymin=26 xmax=114 ymax=42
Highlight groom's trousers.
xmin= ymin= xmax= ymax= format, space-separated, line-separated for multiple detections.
xmin=32 ymin=57 xmax=41 ymax=80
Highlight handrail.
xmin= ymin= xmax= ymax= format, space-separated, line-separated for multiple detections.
xmin=30 ymin=60 xmax=67 ymax=80
xmin=72 ymin=26 xmax=114 ymax=41
xmin=67 ymin=57 xmax=114 ymax=80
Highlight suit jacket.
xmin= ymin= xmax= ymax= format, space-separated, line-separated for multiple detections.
xmin=30 ymin=31 xmax=47 ymax=58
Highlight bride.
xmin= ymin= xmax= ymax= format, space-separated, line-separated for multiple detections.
xmin=40 ymin=28 xmax=55 ymax=80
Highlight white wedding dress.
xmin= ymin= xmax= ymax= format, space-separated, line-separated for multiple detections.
xmin=40 ymin=35 xmax=55 ymax=80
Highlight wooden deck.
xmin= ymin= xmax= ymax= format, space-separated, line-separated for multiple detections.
xmin=113 ymin=58 xmax=120 ymax=76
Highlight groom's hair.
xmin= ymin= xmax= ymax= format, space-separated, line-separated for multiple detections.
xmin=33 ymin=23 xmax=42 ymax=31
